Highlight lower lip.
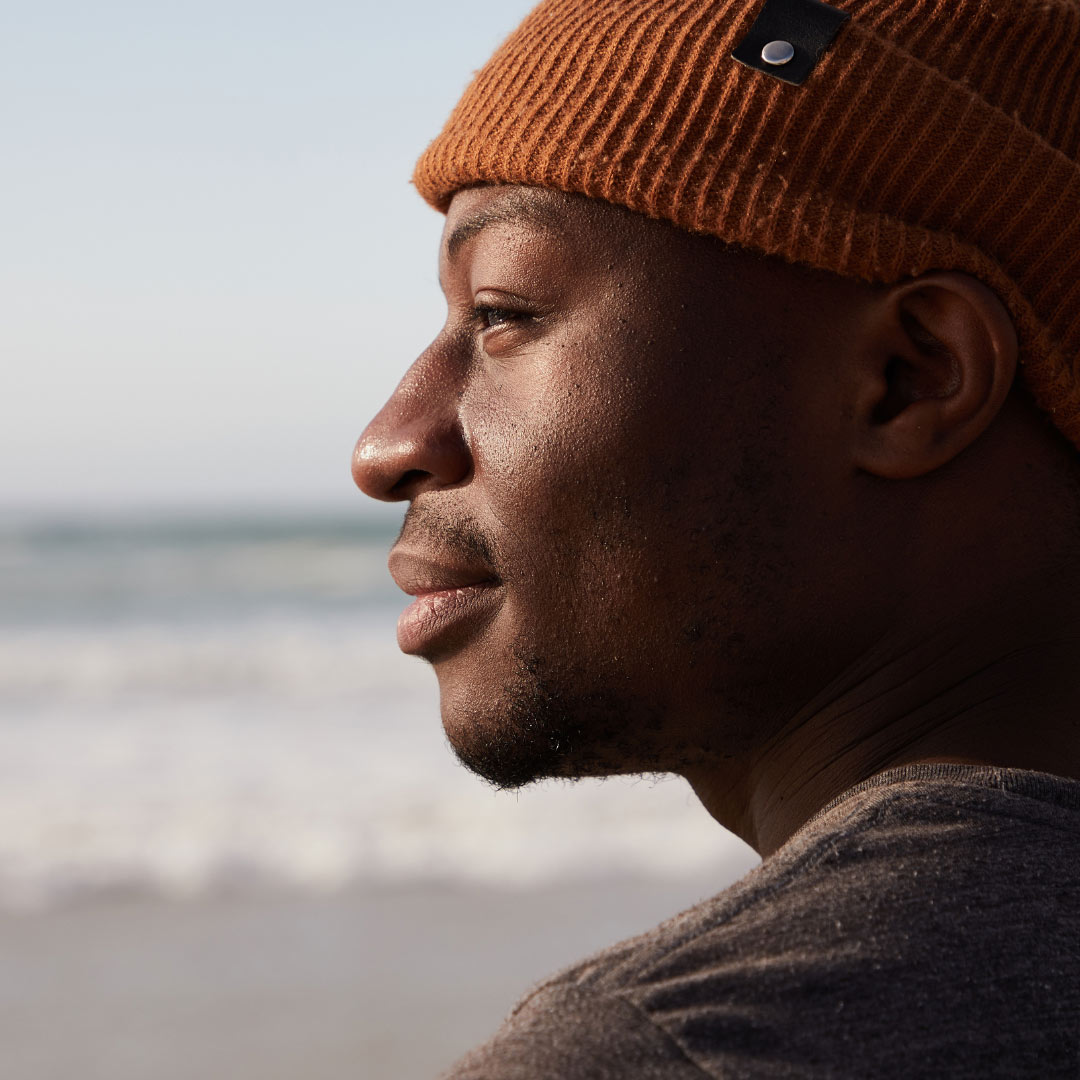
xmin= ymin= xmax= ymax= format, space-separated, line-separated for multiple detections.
xmin=397 ymin=584 xmax=501 ymax=656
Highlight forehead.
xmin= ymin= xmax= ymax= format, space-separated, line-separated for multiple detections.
xmin=439 ymin=186 xmax=586 ymax=269
xmin=446 ymin=184 xmax=561 ymax=233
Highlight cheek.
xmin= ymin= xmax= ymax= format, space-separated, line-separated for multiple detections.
xmin=464 ymin=347 xmax=643 ymax=518
xmin=469 ymin=397 xmax=712 ymax=674
xmin=460 ymin=365 xmax=664 ymax=649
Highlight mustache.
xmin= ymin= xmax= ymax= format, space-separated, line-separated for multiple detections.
xmin=395 ymin=502 xmax=499 ymax=574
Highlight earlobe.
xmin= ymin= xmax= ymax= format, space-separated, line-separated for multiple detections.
xmin=853 ymin=273 xmax=1019 ymax=480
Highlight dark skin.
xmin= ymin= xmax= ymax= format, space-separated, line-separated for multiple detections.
xmin=354 ymin=184 xmax=1080 ymax=856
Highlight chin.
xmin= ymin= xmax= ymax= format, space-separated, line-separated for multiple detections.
xmin=437 ymin=649 xmax=662 ymax=790
xmin=437 ymin=673 xmax=578 ymax=790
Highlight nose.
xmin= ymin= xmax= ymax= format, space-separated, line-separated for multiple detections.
xmin=352 ymin=346 xmax=472 ymax=502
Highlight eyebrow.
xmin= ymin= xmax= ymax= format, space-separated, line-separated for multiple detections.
xmin=444 ymin=194 xmax=564 ymax=260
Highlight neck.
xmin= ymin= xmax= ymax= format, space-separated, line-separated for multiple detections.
xmin=685 ymin=569 xmax=1080 ymax=856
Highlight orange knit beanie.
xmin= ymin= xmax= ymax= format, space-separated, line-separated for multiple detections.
xmin=414 ymin=0 xmax=1080 ymax=448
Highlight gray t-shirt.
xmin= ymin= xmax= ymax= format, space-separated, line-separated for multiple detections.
xmin=443 ymin=765 xmax=1080 ymax=1078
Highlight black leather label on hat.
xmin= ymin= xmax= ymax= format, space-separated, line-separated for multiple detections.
xmin=732 ymin=0 xmax=851 ymax=86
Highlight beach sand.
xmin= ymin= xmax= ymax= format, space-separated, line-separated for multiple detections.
xmin=0 ymin=865 xmax=756 ymax=1079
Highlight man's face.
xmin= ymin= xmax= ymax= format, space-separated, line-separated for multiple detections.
xmin=354 ymin=185 xmax=872 ymax=789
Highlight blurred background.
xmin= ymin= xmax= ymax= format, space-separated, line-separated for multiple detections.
xmin=1 ymin=2 xmax=758 ymax=1076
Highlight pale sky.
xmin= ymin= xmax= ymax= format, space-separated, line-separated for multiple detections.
xmin=2 ymin=0 xmax=536 ymax=512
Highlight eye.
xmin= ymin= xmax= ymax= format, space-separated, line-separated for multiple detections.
xmin=473 ymin=304 xmax=526 ymax=330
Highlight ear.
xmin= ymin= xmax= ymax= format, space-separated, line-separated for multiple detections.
xmin=852 ymin=272 xmax=1018 ymax=480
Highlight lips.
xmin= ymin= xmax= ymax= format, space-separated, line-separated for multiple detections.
xmin=388 ymin=549 xmax=502 ymax=657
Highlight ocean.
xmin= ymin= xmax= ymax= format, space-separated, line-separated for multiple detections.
xmin=0 ymin=508 xmax=756 ymax=913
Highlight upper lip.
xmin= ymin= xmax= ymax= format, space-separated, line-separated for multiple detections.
xmin=388 ymin=548 xmax=500 ymax=597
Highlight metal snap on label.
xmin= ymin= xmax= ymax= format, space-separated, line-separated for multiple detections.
xmin=761 ymin=40 xmax=795 ymax=65
xmin=732 ymin=0 xmax=851 ymax=86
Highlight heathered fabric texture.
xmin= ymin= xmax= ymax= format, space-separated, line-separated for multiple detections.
xmin=413 ymin=0 xmax=1080 ymax=449
xmin=443 ymin=765 xmax=1080 ymax=1078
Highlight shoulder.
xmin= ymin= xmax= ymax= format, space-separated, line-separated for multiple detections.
xmin=446 ymin=767 xmax=1080 ymax=1079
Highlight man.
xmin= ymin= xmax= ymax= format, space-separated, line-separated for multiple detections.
xmin=354 ymin=0 xmax=1080 ymax=1074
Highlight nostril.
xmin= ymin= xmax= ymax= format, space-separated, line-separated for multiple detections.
xmin=391 ymin=469 xmax=432 ymax=499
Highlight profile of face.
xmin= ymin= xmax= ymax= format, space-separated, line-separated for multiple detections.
xmin=353 ymin=185 xmax=883 ymax=790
